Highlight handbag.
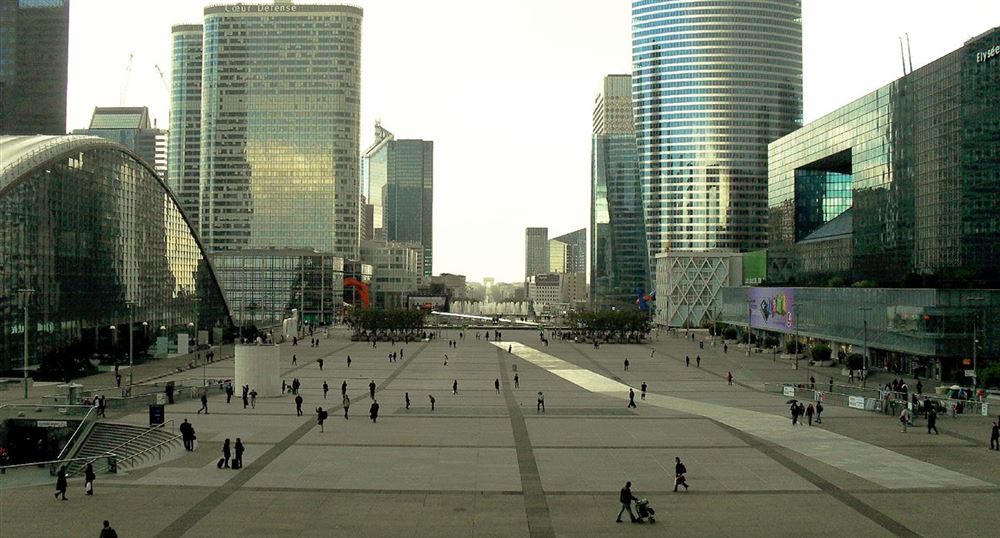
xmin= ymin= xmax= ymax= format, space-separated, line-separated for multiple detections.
xmin=85 ymin=481 xmax=93 ymax=493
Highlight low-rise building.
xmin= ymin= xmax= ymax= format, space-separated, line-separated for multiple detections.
xmin=360 ymin=239 xmax=423 ymax=309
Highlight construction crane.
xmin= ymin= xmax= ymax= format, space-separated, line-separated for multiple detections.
xmin=154 ymin=64 xmax=168 ymax=93
xmin=119 ymin=53 xmax=134 ymax=105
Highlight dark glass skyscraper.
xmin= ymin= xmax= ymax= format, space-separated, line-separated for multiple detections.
xmin=591 ymin=75 xmax=647 ymax=310
xmin=197 ymin=3 xmax=363 ymax=259
xmin=168 ymin=24 xmax=203 ymax=231
xmin=631 ymin=0 xmax=802 ymax=279
xmin=0 ymin=0 xmax=69 ymax=135
xmin=383 ymin=138 xmax=433 ymax=277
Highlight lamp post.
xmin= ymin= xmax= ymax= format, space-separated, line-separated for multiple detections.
xmin=126 ymin=302 xmax=135 ymax=397
xmin=747 ymin=299 xmax=753 ymax=357
xmin=793 ymin=302 xmax=801 ymax=372
xmin=17 ymin=288 xmax=35 ymax=399
xmin=858 ymin=306 xmax=872 ymax=388
xmin=967 ymin=296 xmax=985 ymax=389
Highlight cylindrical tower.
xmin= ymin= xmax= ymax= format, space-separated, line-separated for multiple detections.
xmin=168 ymin=24 xmax=204 ymax=230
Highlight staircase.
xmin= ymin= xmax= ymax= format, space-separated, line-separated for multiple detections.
xmin=66 ymin=422 xmax=181 ymax=476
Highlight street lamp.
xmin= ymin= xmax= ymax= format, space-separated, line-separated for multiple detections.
xmin=967 ymin=296 xmax=985 ymax=389
xmin=17 ymin=288 xmax=35 ymax=399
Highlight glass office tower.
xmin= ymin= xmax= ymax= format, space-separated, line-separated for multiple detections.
xmin=0 ymin=0 xmax=69 ymax=135
xmin=168 ymin=24 xmax=203 ymax=230
xmin=383 ymin=138 xmax=433 ymax=277
xmin=591 ymin=75 xmax=648 ymax=309
xmin=631 ymin=0 xmax=802 ymax=280
xmin=525 ymin=227 xmax=549 ymax=279
xmin=199 ymin=3 xmax=363 ymax=259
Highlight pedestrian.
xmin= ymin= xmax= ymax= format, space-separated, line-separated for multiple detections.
xmin=916 ymin=380 xmax=923 ymax=394
xmin=696 ymin=355 xmax=701 ymax=367
xmin=220 ymin=439 xmax=231 ymax=468
xmin=790 ymin=402 xmax=799 ymax=425
xmin=674 ymin=457 xmax=689 ymax=492
xmin=494 ymin=379 xmax=500 ymax=394
xmin=815 ymin=402 xmax=824 ymax=424
xmin=405 ymin=392 xmax=410 ymax=410
xmin=724 ymin=343 xmax=728 ymax=353
xmin=347 ymin=355 xmax=352 ymax=368
xmin=686 ymin=356 xmax=690 ymax=367
xmin=54 ymin=465 xmax=68 ymax=500
xmin=99 ymin=520 xmax=118 ymax=538
xmin=444 ymin=354 xmax=448 ymax=366
xmin=233 ymin=438 xmax=244 ymax=469
xmin=616 ymin=481 xmax=638 ymax=523
xmin=628 ymin=388 xmax=637 ymax=409
xmin=318 ymin=358 xmax=324 ymax=370
xmin=323 ymin=381 xmax=329 ymax=399
xmin=342 ymin=380 xmax=347 ymax=397
xmin=900 ymin=408 xmax=911 ymax=432
xmin=650 ymin=349 xmax=655 ymax=359
xmin=115 ymin=372 xmax=122 ymax=388
xmin=927 ymin=408 xmax=939 ymax=434
xmin=429 ymin=394 xmax=435 ymax=411
xmin=225 ymin=383 xmax=233 ymax=404
xmin=508 ymin=345 xmax=512 ymax=353
xmin=84 ymin=463 xmax=96 ymax=495
xmin=295 ymin=394 xmax=304 ymax=416
xmin=292 ymin=354 xmax=297 ymax=366
xmin=727 ymin=371 xmax=733 ymax=386
xmin=829 ymin=378 xmax=834 ymax=393
xmin=180 ymin=419 xmax=196 ymax=451
xmin=292 ymin=378 xmax=300 ymax=395
xmin=809 ymin=376 xmax=815 ymax=390
xmin=369 ymin=400 xmax=380 ymax=423
xmin=453 ymin=379 xmax=458 ymax=395
xmin=97 ymin=394 xmax=106 ymax=418
xmin=514 ymin=373 xmax=519 ymax=388
xmin=369 ymin=380 xmax=376 ymax=399
xmin=641 ymin=382 xmax=647 ymax=400
xmin=317 ymin=407 xmax=328 ymax=432
xmin=537 ymin=391 xmax=545 ymax=412
xmin=197 ymin=391 xmax=208 ymax=414
xmin=624 ymin=358 xmax=630 ymax=371
xmin=806 ymin=403 xmax=815 ymax=426
xmin=343 ymin=394 xmax=350 ymax=419
xmin=250 ymin=389 xmax=257 ymax=408
xmin=991 ymin=420 xmax=1000 ymax=450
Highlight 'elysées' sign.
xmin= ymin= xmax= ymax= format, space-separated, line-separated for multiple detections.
xmin=976 ymin=45 xmax=999 ymax=63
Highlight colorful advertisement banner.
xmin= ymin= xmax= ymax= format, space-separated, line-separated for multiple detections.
xmin=747 ymin=287 xmax=795 ymax=331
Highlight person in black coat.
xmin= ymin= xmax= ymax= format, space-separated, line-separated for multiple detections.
xmin=54 ymin=465 xmax=68 ymax=500
xmin=233 ymin=438 xmax=245 ymax=469
xmin=368 ymin=380 xmax=376 ymax=399
xmin=295 ymin=394 xmax=304 ymax=416
xmin=616 ymin=481 xmax=638 ymax=522
xmin=85 ymin=463 xmax=96 ymax=495
xmin=369 ymin=400 xmax=380 ymax=423
xmin=221 ymin=439 xmax=231 ymax=468
xmin=180 ymin=419 xmax=196 ymax=451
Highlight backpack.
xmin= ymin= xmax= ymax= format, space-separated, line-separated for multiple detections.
xmin=678 ymin=463 xmax=687 ymax=475
xmin=319 ymin=411 xmax=328 ymax=421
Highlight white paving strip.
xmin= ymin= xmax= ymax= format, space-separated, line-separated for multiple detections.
xmin=497 ymin=341 xmax=988 ymax=490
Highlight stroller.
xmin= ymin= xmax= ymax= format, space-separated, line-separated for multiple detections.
xmin=635 ymin=498 xmax=656 ymax=523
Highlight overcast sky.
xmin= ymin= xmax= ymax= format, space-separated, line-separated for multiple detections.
xmin=65 ymin=1 xmax=999 ymax=283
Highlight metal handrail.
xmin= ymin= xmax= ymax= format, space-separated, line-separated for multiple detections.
xmin=56 ymin=405 xmax=97 ymax=460
xmin=0 ymin=453 xmax=117 ymax=473
xmin=103 ymin=420 xmax=176 ymax=457
xmin=127 ymin=433 xmax=183 ymax=467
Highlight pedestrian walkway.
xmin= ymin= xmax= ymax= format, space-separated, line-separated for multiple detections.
xmin=497 ymin=341 xmax=988 ymax=490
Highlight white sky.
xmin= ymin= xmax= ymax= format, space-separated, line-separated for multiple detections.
xmin=65 ymin=1 xmax=1000 ymax=283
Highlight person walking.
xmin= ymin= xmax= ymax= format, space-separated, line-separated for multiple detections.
xmin=292 ymin=354 xmax=297 ymax=366
xmin=347 ymin=355 xmax=352 ymax=368
xmin=323 ymin=381 xmax=329 ymax=399
xmin=829 ymin=378 xmax=834 ymax=393
xmin=54 ymin=465 xmax=68 ymax=500
xmin=317 ymin=407 xmax=328 ymax=432
xmin=220 ymin=439 xmax=231 ymax=469
xmin=97 ymin=395 xmax=107 ymax=418
xmin=99 ymin=520 xmax=118 ymax=538
xmin=927 ymin=408 xmax=939 ymax=435
xmin=991 ymin=420 xmax=1000 ymax=450
xmin=815 ymin=402 xmax=824 ymax=424
xmin=197 ymin=391 xmax=208 ymax=414
xmin=233 ymin=438 xmax=244 ymax=469
xmin=225 ymin=383 xmax=233 ymax=404
xmin=84 ymin=463 xmax=96 ymax=495
xmin=616 ymin=481 xmax=638 ymax=523
xmin=508 ymin=344 xmax=512 ymax=354
xmin=696 ymin=355 xmax=701 ymax=367
xmin=318 ymin=358 xmax=324 ymax=371
xmin=429 ymin=394 xmax=436 ymax=411
xmin=242 ymin=388 xmax=249 ymax=408
xmin=342 ymin=380 xmax=348 ymax=398
xmin=295 ymin=394 xmax=304 ymax=416
xmin=900 ymin=408 xmax=911 ymax=433
xmin=180 ymin=419 xmax=196 ymax=451
xmin=343 ymin=394 xmax=351 ymax=419
xmin=292 ymin=378 xmax=300 ymax=395
xmin=686 ymin=356 xmax=690 ymax=367
xmin=809 ymin=376 xmax=815 ymax=390
xmin=628 ymin=388 xmax=637 ymax=409
xmin=250 ymin=389 xmax=257 ymax=409
xmin=405 ymin=392 xmax=410 ymax=410
xmin=623 ymin=358 xmax=630 ymax=371
xmin=368 ymin=380 xmax=376 ymax=400
xmin=494 ymin=379 xmax=500 ymax=394
xmin=724 ymin=343 xmax=728 ymax=354
xmin=514 ymin=373 xmax=519 ymax=388
xmin=453 ymin=379 xmax=458 ymax=395
xmin=727 ymin=371 xmax=734 ymax=386
xmin=806 ymin=403 xmax=815 ymax=426
xmin=790 ymin=402 xmax=799 ymax=425
xmin=537 ymin=392 xmax=545 ymax=412
xmin=674 ymin=457 xmax=689 ymax=492
xmin=369 ymin=400 xmax=380 ymax=423
xmin=641 ymin=382 xmax=647 ymax=400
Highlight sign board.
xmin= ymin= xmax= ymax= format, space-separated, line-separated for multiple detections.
xmin=964 ymin=369 xmax=976 ymax=377
xmin=982 ymin=403 xmax=989 ymax=417
xmin=748 ymin=288 xmax=795 ymax=332
xmin=155 ymin=392 xmax=167 ymax=405
xmin=782 ymin=386 xmax=795 ymax=397
xmin=148 ymin=404 xmax=165 ymax=427
xmin=37 ymin=420 xmax=68 ymax=428
xmin=848 ymin=396 xmax=866 ymax=410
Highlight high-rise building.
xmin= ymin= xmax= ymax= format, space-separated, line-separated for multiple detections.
xmin=548 ymin=240 xmax=568 ymax=273
xmin=0 ymin=0 xmax=69 ymax=135
xmin=72 ymin=106 xmax=168 ymax=179
xmin=361 ymin=121 xmax=394 ymax=240
xmin=524 ymin=227 xmax=549 ymax=278
xmin=197 ymin=3 xmax=363 ymax=259
xmin=591 ymin=75 xmax=648 ymax=310
xmin=360 ymin=239 xmax=423 ymax=309
xmin=168 ymin=24 xmax=203 ymax=230
xmin=359 ymin=194 xmax=374 ymax=241
xmin=631 ymin=0 xmax=802 ymax=280
xmin=553 ymin=228 xmax=586 ymax=275
xmin=384 ymin=138 xmax=433 ymax=277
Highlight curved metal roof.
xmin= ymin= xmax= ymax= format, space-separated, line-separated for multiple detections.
xmin=0 ymin=135 xmax=127 ymax=193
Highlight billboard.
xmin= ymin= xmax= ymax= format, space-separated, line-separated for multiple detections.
xmin=742 ymin=250 xmax=767 ymax=285
xmin=748 ymin=287 xmax=795 ymax=331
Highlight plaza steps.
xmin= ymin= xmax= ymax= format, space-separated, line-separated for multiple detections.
xmin=66 ymin=422 xmax=181 ymax=477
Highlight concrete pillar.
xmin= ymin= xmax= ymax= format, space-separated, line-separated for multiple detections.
xmin=234 ymin=344 xmax=281 ymax=397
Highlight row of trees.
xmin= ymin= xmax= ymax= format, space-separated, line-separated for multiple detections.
xmin=564 ymin=311 xmax=651 ymax=343
xmin=347 ymin=309 xmax=426 ymax=339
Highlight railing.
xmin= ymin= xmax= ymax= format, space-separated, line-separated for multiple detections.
xmin=764 ymin=383 xmax=992 ymax=417
xmin=0 ymin=454 xmax=118 ymax=486
xmin=56 ymin=405 xmax=98 ymax=461
xmin=124 ymin=433 xmax=183 ymax=468
xmin=0 ymin=403 xmax=95 ymax=419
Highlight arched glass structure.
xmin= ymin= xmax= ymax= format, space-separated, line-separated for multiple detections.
xmin=0 ymin=135 xmax=232 ymax=375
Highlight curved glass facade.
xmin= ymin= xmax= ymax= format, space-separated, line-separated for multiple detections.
xmin=631 ymin=0 xmax=802 ymax=277
xmin=0 ymin=135 xmax=231 ymax=374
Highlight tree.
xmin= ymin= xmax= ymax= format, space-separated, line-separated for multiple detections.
xmin=810 ymin=344 xmax=832 ymax=363
xmin=846 ymin=353 xmax=864 ymax=371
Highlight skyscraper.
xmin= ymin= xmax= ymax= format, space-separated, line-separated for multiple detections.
xmin=553 ymin=228 xmax=586 ymax=275
xmin=591 ymin=75 xmax=647 ymax=309
xmin=525 ymin=227 xmax=549 ymax=278
xmin=361 ymin=121 xmax=394 ymax=240
xmin=0 ymin=0 xmax=69 ymax=135
xmin=197 ymin=2 xmax=363 ymax=259
xmin=72 ymin=106 xmax=168 ymax=180
xmin=168 ymin=24 xmax=203 ymax=230
xmin=631 ymin=0 xmax=802 ymax=279
xmin=384 ymin=138 xmax=434 ymax=277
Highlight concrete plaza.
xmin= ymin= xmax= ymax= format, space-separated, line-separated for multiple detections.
xmin=2 ymin=328 xmax=998 ymax=537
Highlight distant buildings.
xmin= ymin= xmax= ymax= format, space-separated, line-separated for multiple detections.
xmin=552 ymin=228 xmax=586 ymax=274
xmin=430 ymin=273 xmax=466 ymax=300
xmin=167 ymin=24 xmax=203 ymax=230
xmin=631 ymin=0 xmax=802 ymax=281
xmin=72 ymin=106 xmax=167 ymax=180
xmin=524 ymin=227 xmax=549 ymax=279
xmin=527 ymin=272 xmax=587 ymax=315
xmin=0 ymin=0 xmax=69 ymax=135
xmin=360 ymin=239 xmax=424 ymax=309
xmin=590 ymin=74 xmax=647 ymax=310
